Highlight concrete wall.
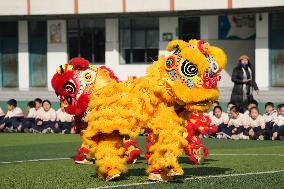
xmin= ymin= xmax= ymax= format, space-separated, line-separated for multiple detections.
xmin=175 ymin=0 xmax=227 ymax=10
xmin=0 ymin=0 xmax=283 ymax=16
xmin=79 ymin=0 xmax=122 ymax=14
xmin=126 ymin=0 xmax=170 ymax=12
xmin=30 ymin=0 xmax=74 ymax=15
xmin=233 ymin=0 xmax=284 ymax=8
xmin=0 ymin=1 xmax=27 ymax=15
xmin=18 ymin=21 xmax=29 ymax=90
xmin=255 ymin=13 xmax=269 ymax=89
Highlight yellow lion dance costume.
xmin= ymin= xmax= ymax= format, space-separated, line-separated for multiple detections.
xmin=77 ymin=39 xmax=226 ymax=181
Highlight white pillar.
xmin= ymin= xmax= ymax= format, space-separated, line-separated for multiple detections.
xmin=159 ymin=17 xmax=178 ymax=56
xmin=105 ymin=18 xmax=119 ymax=71
xmin=18 ymin=21 xmax=29 ymax=90
xmin=47 ymin=20 xmax=68 ymax=90
xmin=255 ymin=13 xmax=269 ymax=88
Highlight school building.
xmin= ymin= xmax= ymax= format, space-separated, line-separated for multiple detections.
xmin=0 ymin=0 xmax=284 ymax=94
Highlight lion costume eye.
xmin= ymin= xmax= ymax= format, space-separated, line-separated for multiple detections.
xmin=80 ymin=70 xmax=96 ymax=84
xmin=165 ymin=55 xmax=177 ymax=71
xmin=64 ymin=80 xmax=76 ymax=94
xmin=179 ymin=60 xmax=198 ymax=79
xmin=210 ymin=61 xmax=219 ymax=73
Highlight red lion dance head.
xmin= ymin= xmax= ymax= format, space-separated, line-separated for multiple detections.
xmin=51 ymin=57 xmax=119 ymax=116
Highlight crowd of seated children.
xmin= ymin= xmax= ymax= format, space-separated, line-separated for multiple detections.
xmin=0 ymin=98 xmax=75 ymax=134
xmin=209 ymin=100 xmax=284 ymax=140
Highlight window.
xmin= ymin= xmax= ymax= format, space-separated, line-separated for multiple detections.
xmin=179 ymin=17 xmax=200 ymax=41
xmin=0 ymin=22 xmax=18 ymax=87
xmin=119 ymin=17 xmax=159 ymax=64
xmin=270 ymin=13 xmax=284 ymax=87
xmin=67 ymin=19 xmax=105 ymax=64
xmin=28 ymin=21 xmax=47 ymax=87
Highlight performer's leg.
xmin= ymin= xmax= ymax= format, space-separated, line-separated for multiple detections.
xmin=146 ymin=104 xmax=187 ymax=181
xmin=95 ymin=133 xmax=128 ymax=181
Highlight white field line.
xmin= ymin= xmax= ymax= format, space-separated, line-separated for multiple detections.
xmin=91 ymin=170 xmax=284 ymax=189
xmin=0 ymin=157 xmax=72 ymax=164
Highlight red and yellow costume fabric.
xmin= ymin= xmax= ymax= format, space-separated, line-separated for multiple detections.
xmin=51 ymin=39 xmax=227 ymax=182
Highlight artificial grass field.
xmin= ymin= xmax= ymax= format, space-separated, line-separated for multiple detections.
xmin=0 ymin=134 xmax=283 ymax=189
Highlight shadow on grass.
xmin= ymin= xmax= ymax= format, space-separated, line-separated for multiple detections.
xmin=179 ymin=157 xmax=219 ymax=165
xmin=183 ymin=166 xmax=231 ymax=177
xmin=124 ymin=165 xmax=231 ymax=179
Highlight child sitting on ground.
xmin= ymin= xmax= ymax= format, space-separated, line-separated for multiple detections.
xmin=227 ymin=105 xmax=248 ymax=140
xmin=207 ymin=101 xmax=220 ymax=117
xmin=210 ymin=106 xmax=229 ymax=139
xmin=33 ymin=100 xmax=57 ymax=133
xmin=245 ymin=107 xmax=265 ymax=140
xmin=56 ymin=103 xmax=74 ymax=134
xmin=34 ymin=98 xmax=43 ymax=117
xmin=0 ymin=99 xmax=23 ymax=132
xmin=272 ymin=104 xmax=284 ymax=140
xmin=244 ymin=100 xmax=258 ymax=119
xmin=227 ymin=101 xmax=235 ymax=119
xmin=20 ymin=101 xmax=37 ymax=133
xmin=263 ymin=102 xmax=278 ymax=139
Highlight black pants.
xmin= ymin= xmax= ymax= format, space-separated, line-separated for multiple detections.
xmin=58 ymin=121 xmax=72 ymax=131
xmin=33 ymin=121 xmax=59 ymax=133
xmin=227 ymin=125 xmax=244 ymax=136
xmin=22 ymin=118 xmax=36 ymax=130
xmin=0 ymin=115 xmax=4 ymax=123
xmin=273 ymin=125 xmax=284 ymax=137
xmin=1 ymin=117 xmax=23 ymax=129
xmin=217 ymin=123 xmax=234 ymax=136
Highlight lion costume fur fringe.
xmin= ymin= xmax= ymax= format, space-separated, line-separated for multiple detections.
xmin=80 ymin=39 xmax=227 ymax=181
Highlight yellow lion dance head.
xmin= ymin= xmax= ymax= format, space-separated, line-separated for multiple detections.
xmin=160 ymin=39 xmax=227 ymax=112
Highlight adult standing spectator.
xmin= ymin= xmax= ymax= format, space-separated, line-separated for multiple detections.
xmin=230 ymin=55 xmax=259 ymax=109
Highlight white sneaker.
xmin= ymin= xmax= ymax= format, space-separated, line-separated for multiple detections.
xmin=17 ymin=125 xmax=22 ymax=132
xmin=74 ymin=158 xmax=93 ymax=165
xmin=148 ymin=173 xmax=167 ymax=182
xmin=222 ymin=133 xmax=232 ymax=139
xmin=106 ymin=174 xmax=120 ymax=181
xmin=231 ymin=135 xmax=240 ymax=140
xmin=42 ymin=129 xmax=47 ymax=134
xmin=217 ymin=134 xmax=223 ymax=139
xmin=242 ymin=135 xmax=250 ymax=140
xmin=258 ymin=135 xmax=264 ymax=140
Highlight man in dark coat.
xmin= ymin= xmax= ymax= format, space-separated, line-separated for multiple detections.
xmin=230 ymin=55 xmax=259 ymax=109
